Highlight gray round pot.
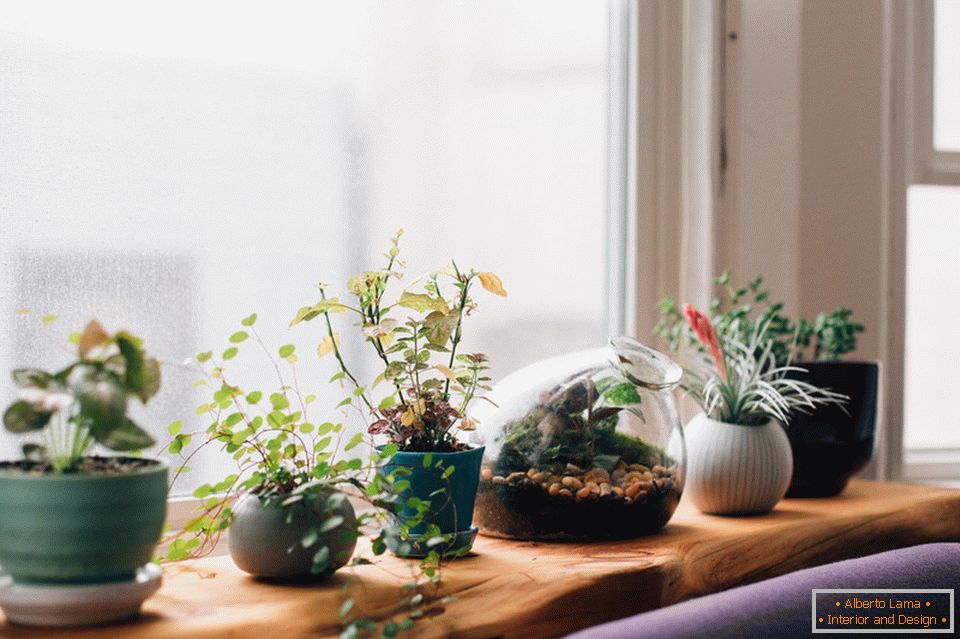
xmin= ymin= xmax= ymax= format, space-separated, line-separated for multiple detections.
xmin=228 ymin=490 xmax=357 ymax=579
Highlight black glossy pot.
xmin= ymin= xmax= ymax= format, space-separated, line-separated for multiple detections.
xmin=784 ymin=361 xmax=879 ymax=497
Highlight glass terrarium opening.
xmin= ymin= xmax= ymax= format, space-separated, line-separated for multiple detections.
xmin=610 ymin=336 xmax=683 ymax=390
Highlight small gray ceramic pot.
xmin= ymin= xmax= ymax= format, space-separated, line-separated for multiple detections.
xmin=228 ymin=489 xmax=357 ymax=579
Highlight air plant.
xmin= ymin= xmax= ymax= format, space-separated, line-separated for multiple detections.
xmin=681 ymin=304 xmax=846 ymax=426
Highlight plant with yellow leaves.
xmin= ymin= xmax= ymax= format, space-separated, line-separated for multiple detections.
xmin=291 ymin=230 xmax=506 ymax=453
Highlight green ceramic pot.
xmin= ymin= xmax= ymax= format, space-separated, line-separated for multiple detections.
xmin=0 ymin=458 xmax=168 ymax=585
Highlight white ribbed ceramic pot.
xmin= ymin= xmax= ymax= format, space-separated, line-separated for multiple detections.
xmin=684 ymin=413 xmax=793 ymax=515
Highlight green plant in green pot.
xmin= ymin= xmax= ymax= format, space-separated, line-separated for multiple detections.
xmin=655 ymin=271 xmax=875 ymax=497
xmin=0 ymin=319 xmax=168 ymax=626
xmin=292 ymin=230 xmax=506 ymax=558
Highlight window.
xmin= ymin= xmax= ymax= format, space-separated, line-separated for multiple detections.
xmin=0 ymin=1 xmax=628 ymax=493
xmin=903 ymin=0 xmax=960 ymax=477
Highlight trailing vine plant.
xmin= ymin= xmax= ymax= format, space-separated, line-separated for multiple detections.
xmin=161 ymin=311 xmax=457 ymax=638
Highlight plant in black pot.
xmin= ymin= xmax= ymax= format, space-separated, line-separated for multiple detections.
xmin=0 ymin=319 xmax=168 ymax=627
xmin=292 ymin=230 xmax=506 ymax=558
xmin=656 ymin=272 xmax=874 ymax=498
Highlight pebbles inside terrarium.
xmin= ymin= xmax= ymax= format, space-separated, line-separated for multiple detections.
xmin=472 ymin=337 xmax=685 ymax=541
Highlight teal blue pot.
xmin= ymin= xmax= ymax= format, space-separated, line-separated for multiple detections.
xmin=380 ymin=446 xmax=483 ymax=557
xmin=0 ymin=458 xmax=168 ymax=585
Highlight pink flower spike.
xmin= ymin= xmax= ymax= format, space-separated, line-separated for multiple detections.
xmin=683 ymin=303 xmax=726 ymax=380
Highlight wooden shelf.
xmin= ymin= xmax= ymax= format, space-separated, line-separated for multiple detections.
xmin=3 ymin=479 xmax=960 ymax=639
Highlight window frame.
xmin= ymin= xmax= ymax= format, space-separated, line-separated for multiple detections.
xmin=899 ymin=0 xmax=960 ymax=481
xmin=911 ymin=0 xmax=960 ymax=186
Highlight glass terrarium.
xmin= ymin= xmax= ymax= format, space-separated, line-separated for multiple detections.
xmin=472 ymin=337 xmax=685 ymax=540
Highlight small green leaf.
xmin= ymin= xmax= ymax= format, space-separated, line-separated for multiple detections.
xmin=99 ymin=418 xmax=155 ymax=451
xmin=302 ymin=527 xmax=319 ymax=548
xmin=196 ymin=351 xmax=212 ymax=363
xmin=380 ymin=443 xmax=399 ymax=459
xmin=222 ymin=347 xmax=239 ymax=360
xmin=246 ymin=391 xmax=263 ymax=404
xmin=398 ymin=292 xmax=448 ymax=315
xmin=278 ymin=344 xmax=295 ymax=358
xmin=424 ymin=311 xmax=458 ymax=346
xmin=344 ymin=432 xmax=364 ymax=451
xmin=167 ymin=420 xmax=183 ymax=436
xmin=3 ymin=401 xmax=52 ymax=433
xmin=240 ymin=313 xmax=258 ymax=327
xmin=229 ymin=331 xmax=248 ymax=343
xmin=422 ymin=453 xmax=433 ymax=468
xmin=603 ymin=382 xmax=642 ymax=406
xmin=319 ymin=515 xmax=344 ymax=533
xmin=270 ymin=393 xmax=289 ymax=410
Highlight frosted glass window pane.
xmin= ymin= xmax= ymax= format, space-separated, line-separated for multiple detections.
xmin=904 ymin=185 xmax=960 ymax=449
xmin=934 ymin=0 xmax=960 ymax=151
xmin=0 ymin=1 xmax=613 ymax=493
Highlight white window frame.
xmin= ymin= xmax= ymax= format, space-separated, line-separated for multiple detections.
xmin=897 ymin=0 xmax=960 ymax=482
xmin=910 ymin=0 xmax=960 ymax=187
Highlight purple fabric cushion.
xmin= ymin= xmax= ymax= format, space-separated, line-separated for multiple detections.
xmin=563 ymin=543 xmax=960 ymax=639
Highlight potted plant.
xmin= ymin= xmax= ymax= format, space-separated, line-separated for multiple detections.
xmin=164 ymin=310 xmax=467 ymax=636
xmin=676 ymin=305 xmax=845 ymax=515
xmin=291 ymin=230 xmax=506 ymax=557
xmin=0 ymin=320 xmax=167 ymax=626
xmin=656 ymin=272 xmax=874 ymax=497
xmin=164 ymin=313 xmax=363 ymax=579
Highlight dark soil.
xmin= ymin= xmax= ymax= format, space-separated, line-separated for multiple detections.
xmin=475 ymin=480 xmax=681 ymax=541
xmin=0 ymin=456 xmax=161 ymax=475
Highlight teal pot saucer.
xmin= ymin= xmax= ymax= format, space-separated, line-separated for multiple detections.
xmin=384 ymin=525 xmax=479 ymax=559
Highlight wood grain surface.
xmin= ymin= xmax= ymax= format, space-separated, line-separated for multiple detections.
xmin=2 ymin=480 xmax=959 ymax=639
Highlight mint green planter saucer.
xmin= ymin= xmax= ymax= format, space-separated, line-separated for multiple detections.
xmin=0 ymin=457 xmax=168 ymax=585
xmin=0 ymin=563 xmax=162 ymax=627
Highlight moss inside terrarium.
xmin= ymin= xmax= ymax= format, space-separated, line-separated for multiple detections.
xmin=494 ymin=375 xmax=672 ymax=475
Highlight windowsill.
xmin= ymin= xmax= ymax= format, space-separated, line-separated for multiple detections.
xmin=9 ymin=479 xmax=960 ymax=639
xmin=903 ymin=447 xmax=960 ymax=484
